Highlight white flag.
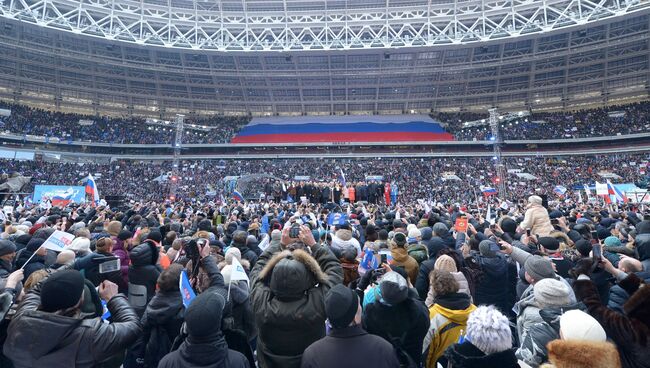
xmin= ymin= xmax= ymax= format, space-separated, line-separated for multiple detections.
xmin=229 ymin=257 xmax=249 ymax=284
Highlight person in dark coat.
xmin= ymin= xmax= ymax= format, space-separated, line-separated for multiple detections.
xmin=606 ymin=256 xmax=649 ymax=313
xmin=250 ymin=226 xmax=343 ymax=368
xmin=301 ymin=284 xmax=399 ymax=368
xmin=14 ymin=238 xmax=46 ymax=280
xmin=3 ymin=270 xmax=141 ymax=368
xmin=82 ymin=237 xmax=128 ymax=294
xmin=132 ymin=264 xmax=185 ymax=368
xmin=635 ymin=232 xmax=650 ymax=271
xmin=473 ymin=240 xmax=511 ymax=314
xmin=427 ymin=223 xmax=456 ymax=255
xmin=363 ymin=270 xmax=430 ymax=367
xmin=128 ymin=241 xmax=162 ymax=317
xmin=0 ymin=240 xmax=16 ymax=280
xmin=157 ymin=291 xmax=248 ymax=368
xmin=232 ymin=230 xmax=258 ymax=268
xmin=572 ymin=260 xmax=650 ymax=368
xmin=415 ymin=232 xmax=466 ymax=299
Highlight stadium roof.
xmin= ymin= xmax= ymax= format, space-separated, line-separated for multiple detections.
xmin=0 ymin=8 xmax=648 ymax=116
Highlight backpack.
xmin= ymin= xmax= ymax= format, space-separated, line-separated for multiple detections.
xmin=407 ymin=243 xmax=429 ymax=265
xmin=387 ymin=330 xmax=418 ymax=368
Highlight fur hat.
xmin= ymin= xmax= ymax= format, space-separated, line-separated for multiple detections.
xmin=465 ymin=305 xmax=512 ymax=354
xmin=559 ymin=310 xmax=606 ymax=342
xmin=621 ymin=274 xmax=650 ymax=326
xmin=545 ymin=340 xmax=621 ymax=368
xmin=258 ymin=249 xmax=328 ymax=302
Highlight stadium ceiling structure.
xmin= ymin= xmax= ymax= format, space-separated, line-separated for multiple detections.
xmin=0 ymin=0 xmax=648 ymax=51
xmin=0 ymin=4 xmax=648 ymax=117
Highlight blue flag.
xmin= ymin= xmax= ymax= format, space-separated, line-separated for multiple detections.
xmin=179 ymin=270 xmax=196 ymax=308
xmin=360 ymin=250 xmax=379 ymax=270
xmin=101 ymin=300 xmax=111 ymax=321
xmin=261 ymin=215 xmax=270 ymax=234
xmin=327 ymin=213 xmax=348 ymax=226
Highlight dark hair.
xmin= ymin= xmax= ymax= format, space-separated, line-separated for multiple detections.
xmin=157 ymin=264 xmax=184 ymax=292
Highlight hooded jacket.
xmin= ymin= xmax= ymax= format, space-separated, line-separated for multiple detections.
xmin=250 ymin=243 xmax=343 ymax=368
xmin=423 ymin=292 xmax=476 ymax=368
xmin=520 ymin=205 xmax=554 ymax=237
xmin=3 ymin=270 xmax=141 ymax=368
xmin=635 ymin=233 xmax=650 ymax=271
xmin=515 ymin=301 xmax=585 ymax=367
xmin=363 ymin=287 xmax=430 ymax=367
xmin=128 ymin=241 xmax=162 ymax=316
xmin=473 ymin=253 xmax=511 ymax=313
xmin=391 ymin=247 xmax=419 ymax=285
xmin=158 ymin=334 xmax=248 ymax=368
xmin=135 ymin=291 xmax=185 ymax=368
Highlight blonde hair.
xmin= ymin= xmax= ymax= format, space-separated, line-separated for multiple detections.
xmin=24 ymin=269 xmax=51 ymax=291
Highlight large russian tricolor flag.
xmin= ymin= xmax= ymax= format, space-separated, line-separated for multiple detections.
xmin=231 ymin=115 xmax=454 ymax=144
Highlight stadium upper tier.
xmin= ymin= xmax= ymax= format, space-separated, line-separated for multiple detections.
xmin=1 ymin=101 xmax=649 ymax=145
xmin=0 ymin=13 xmax=648 ymax=115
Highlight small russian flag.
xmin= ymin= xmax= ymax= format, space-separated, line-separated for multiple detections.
xmin=232 ymin=190 xmax=244 ymax=202
xmin=606 ymin=180 xmax=628 ymax=203
xmin=85 ymin=174 xmax=100 ymax=205
xmin=480 ymin=186 xmax=498 ymax=196
xmin=553 ymin=185 xmax=567 ymax=196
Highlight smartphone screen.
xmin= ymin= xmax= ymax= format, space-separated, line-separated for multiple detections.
xmin=592 ymin=243 xmax=603 ymax=260
xmin=99 ymin=259 xmax=121 ymax=274
xmin=380 ymin=254 xmax=387 ymax=264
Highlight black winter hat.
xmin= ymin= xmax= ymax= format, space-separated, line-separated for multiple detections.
xmin=117 ymin=230 xmax=133 ymax=241
xmin=575 ymin=239 xmax=592 ymax=257
xmin=0 ymin=240 xmax=16 ymax=257
xmin=500 ymin=218 xmax=517 ymax=235
xmin=14 ymin=234 xmax=31 ymax=248
xmin=185 ymin=291 xmax=225 ymax=338
xmin=40 ymin=270 xmax=85 ymax=312
xmin=635 ymin=220 xmax=650 ymax=235
xmin=538 ymin=237 xmax=560 ymax=251
xmin=198 ymin=219 xmax=212 ymax=232
xmin=325 ymin=284 xmax=359 ymax=329
xmin=26 ymin=238 xmax=45 ymax=253
xmin=146 ymin=231 xmax=163 ymax=243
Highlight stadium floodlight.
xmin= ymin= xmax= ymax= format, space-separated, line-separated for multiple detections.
xmin=0 ymin=0 xmax=646 ymax=51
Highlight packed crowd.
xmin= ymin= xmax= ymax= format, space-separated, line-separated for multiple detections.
xmin=0 ymin=101 xmax=248 ymax=144
xmin=444 ymin=102 xmax=650 ymax=141
xmin=1 ymin=153 xmax=648 ymax=204
xmin=0 ymin=189 xmax=648 ymax=368
xmin=2 ymin=100 xmax=650 ymax=144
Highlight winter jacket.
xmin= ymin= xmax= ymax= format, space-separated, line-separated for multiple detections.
xmin=573 ymin=275 xmax=650 ymax=368
xmin=427 ymin=234 xmax=456 ymax=255
xmin=363 ymin=288 xmax=430 ymax=367
xmin=391 ymin=247 xmax=419 ymax=285
xmin=407 ymin=242 xmax=429 ymax=265
xmin=445 ymin=341 xmax=529 ymax=368
xmin=515 ymin=302 xmax=585 ymax=367
xmin=250 ymin=243 xmax=343 ymax=368
xmin=225 ymin=280 xmax=256 ymax=342
xmin=157 ymin=333 xmax=248 ymax=368
xmin=128 ymin=242 xmax=162 ymax=317
xmin=473 ymin=253 xmax=511 ymax=314
xmin=425 ymin=272 xmax=472 ymax=307
xmin=519 ymin=205 xmax=554 ymax=237
xmin=300 ymin=324 xmax=400 ymax=368
xmin=423 ymin=292 xmax=476 ymax=368
xmin=607 ymin=271 xmax=650 ymax=314
xmin=416 ymin=258 xmax=436 ymax=300
xmin=635 ymin=233 xmax=650 ymax=271
xmin=3 ymin=271 xmax=141 ymax=368
xmin=82 ymin=251 xmax=129 ymax=294
xmin=134 ymin=291 xmax=185 ymax=368
xmin=237 ymin=246 xmax=259 ymax=269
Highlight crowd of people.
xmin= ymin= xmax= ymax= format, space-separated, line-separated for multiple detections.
xmin=0 ymin=187 xmax=648 ymax=368
xmin=0 ymin=101 xmax=248 ymax=144
xmin=2 ymin=100 xmax=650 ymax=144
xmin=444 ymin=102 xmax=650 ymax=141
xmin=1 ymin=153 xmax=647 ymax=205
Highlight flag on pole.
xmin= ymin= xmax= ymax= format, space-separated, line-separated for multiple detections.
xmin=179 ymin=270 xmax=196 ymax=308
xmin=338 ymin=168 xmax=347 ymax=187
xmin=232 ymin=190 xmax=244 ymax=202
xmin=85 ymin=174 xmax=100 ymax=205
xmin=480 ymin=186 xmax=497 ymax=196
xmin=577 ymin=190 xmax=583 ymax=203
xmin=227 ymin=257 xmax=249 ymax=300
xmin=606 ymin=180 xmax=628 ymax=203
xmin=553 ymin=185 xmax=568 ymax=196
xmin=583 ymin=184 xmax=592 ymax=201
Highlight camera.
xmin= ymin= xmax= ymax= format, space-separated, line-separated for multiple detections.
xmin=289 ymin=223 xmax=301 ymax=238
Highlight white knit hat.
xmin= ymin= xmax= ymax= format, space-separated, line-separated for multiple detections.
xmin=465 ymin=305 xmax=512 ymax=354
xmin=65 ymin=237 xmax=90 ymax=255
xmin=559 ymin=310 xmax=607 ymax=342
